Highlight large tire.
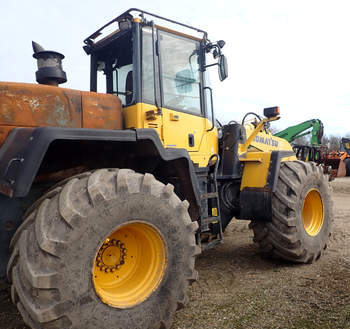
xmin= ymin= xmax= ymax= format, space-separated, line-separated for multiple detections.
xmin=345 ymin=158 xmax=350 ymax=177
xmin=7 ymin=169 xmax=199 ymax=329
xmin=250 ymin=161 xmax=333 ymax=263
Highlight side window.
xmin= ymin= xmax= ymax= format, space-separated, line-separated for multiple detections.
xmin=159 ymin=31 xmax=201 ymax=115
xmin=142 ymin=27 xmax=158 ymax=104
xmin=94 ymin=33 xmax=134 ymax=106
xmin=96 ymin=59 xmax=133 ymax=107
xmin=96 ymin=61 xmax=107 ymax=94
xmin=112 ymin=63 xmax=133 ymax=105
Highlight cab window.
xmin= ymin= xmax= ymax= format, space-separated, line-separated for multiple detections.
xmin=159 ymin=31 xmax=201 ymax=115
xmin=141 ymin=27 xmax=160 ymax=105
xmin=94 ymin=31 xmax=134 ymax=106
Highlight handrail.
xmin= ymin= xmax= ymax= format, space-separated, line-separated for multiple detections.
xmin=84 ymin=8 xmax=207 ymax=45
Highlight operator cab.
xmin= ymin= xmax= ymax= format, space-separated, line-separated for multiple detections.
xmin=83 ymin=9 xmax=227 ymax=166
xmin=341 ymin=138 xmax=350 ymax=153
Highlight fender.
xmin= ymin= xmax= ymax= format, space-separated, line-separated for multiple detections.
xmin=0 ymin=127 xmax=203 ymax=277
xmin=239 ymin=150 xmax=295 ymax=221
xmin=0 ymin=126 xmax=201 ymax=211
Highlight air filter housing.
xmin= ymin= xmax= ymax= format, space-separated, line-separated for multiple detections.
xmin=32 ymin=41 xmax=67 ymax=86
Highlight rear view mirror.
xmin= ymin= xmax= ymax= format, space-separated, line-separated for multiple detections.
xmin=218 ymin=55 xmax=228 ymax=81
xmin=175 ymin=69 xmax=195 ymax=93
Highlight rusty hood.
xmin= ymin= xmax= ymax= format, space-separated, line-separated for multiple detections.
xmin=0 ymin=81 xmax=123 ymax=143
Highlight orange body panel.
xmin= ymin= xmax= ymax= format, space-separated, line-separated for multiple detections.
xmin=0 ymin=82 xmax=123 ymax=146
xmin=81 ymin=91 xmax=123 ymax=130
xmin=0 ymin=82 xmax=82 ymax=128
xmin=0 ymin=126 xmax=16 ymax=147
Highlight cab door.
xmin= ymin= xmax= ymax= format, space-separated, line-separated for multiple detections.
xmin=158 ymin=30 xmax=206 ymax=153
xmin=140 ymin=26 xmax=218 ymax=167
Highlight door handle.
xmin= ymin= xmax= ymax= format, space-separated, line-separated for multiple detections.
xmin=170 ymin=113 xmax=179 ymax=121
xmin=188 ymin=134 xmax=195 ymax=147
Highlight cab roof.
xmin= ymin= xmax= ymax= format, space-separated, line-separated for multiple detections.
xmin=83 ymin=8 xmax=208 ymax=48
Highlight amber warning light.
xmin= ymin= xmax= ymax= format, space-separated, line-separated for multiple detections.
xmin=264 ymin=106 xmax=280 ymax=118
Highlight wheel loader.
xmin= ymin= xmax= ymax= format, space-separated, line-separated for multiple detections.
xmin=321 ymin=137 xmax=350 ymax=178
xmin=0 ymin=8 xmax=332 ymax=329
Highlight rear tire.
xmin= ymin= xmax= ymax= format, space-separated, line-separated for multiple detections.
xmin=345 ymin=158 xmax=350 ymax=176
xmin=250 ymin=161 xmax=333 ymax=263
xmin=7 ymin=169 xmax=199 ymax=329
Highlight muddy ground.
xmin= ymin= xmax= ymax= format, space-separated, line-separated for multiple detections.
xmin=1 ymin=178 xmax=349 ymax=329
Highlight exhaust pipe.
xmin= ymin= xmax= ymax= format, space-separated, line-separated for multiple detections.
xmin=32 ymin=41 xmax=67 ymax=86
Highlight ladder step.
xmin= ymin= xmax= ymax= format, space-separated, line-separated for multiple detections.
xmin=201 ymin=216 xmax=220 ymax=227
xmin=200 ymin=192 xmax=218 ymax=200
xmin=201 ymin=239 xmax=222 ymax=251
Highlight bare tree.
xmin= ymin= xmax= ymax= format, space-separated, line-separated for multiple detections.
xmin=293 ymin=135 xmax=309 ymax=146
xmin=321 ymin=135 xmax=329 ymax=147
xmin=328 ymin=135 xmax=340 ymax=150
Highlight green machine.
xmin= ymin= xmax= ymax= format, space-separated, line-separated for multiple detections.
xmin=275 ymin=119 xmax=324 ymax=162
xmin=274 ymin=119 xmax=324 ymax=146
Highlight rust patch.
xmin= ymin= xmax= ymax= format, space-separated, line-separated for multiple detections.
xmin=0 ymin=82 xmax=124 ymax=131
xmin=0 ymin=82 xmax=124 ymax=149
xmin=337 ymin=160 xmax=347 ymax=177
xmin=0 ymin=126 xmax=15 ymax=146
xmin=0 ymin=81 xmax=82 ymax=128
xmin=81 ymin=91 xmax=123 ymax=130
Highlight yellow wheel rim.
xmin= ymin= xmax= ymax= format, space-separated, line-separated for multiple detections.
xmin=92 ymin=222 xmax=167 ymax=308
xmin=302 ymin=189 xmax=324 ymax=236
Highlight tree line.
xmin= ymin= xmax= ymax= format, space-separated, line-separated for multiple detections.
xmin=294 ymin=133 xmax=350 ymax=150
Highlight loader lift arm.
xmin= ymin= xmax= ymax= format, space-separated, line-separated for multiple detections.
xmin=274 ymin=119 xmax=324 ymax=146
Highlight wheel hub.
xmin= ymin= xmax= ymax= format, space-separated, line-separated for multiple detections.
xmin=302 ymin=188 xmax=324 ymax=236
xmin=92 ymin=222 xmax=167 ymax=308
xmin=96 ymin=239 xmax=127 ymax=273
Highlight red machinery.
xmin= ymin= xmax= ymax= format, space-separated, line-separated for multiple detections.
xmin=320 ymin=138 xmax=350 ymax=178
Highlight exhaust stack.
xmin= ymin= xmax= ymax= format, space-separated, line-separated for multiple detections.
xmin=32 ymin=41 xmax=67 ymax=86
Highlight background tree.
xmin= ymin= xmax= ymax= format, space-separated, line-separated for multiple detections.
xmin=293 ymin=135 xmax=309 ymax=145
xmin=328 ymin=135 xmax=340 ymax=150
xmin=321 ymin=135 xmax=329 ymax=147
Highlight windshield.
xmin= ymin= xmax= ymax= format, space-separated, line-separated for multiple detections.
xmin=159 ymin=31 xmax=201 ymax=115
xmin=141 ymin=27 xmax=202 ymax=115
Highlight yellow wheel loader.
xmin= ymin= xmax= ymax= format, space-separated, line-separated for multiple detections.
xmin=0 ymin=8 xmax=332 ymax=329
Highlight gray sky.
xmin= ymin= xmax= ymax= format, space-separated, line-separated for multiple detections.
xmin=2 ymin=0 xmax=350 ymax=136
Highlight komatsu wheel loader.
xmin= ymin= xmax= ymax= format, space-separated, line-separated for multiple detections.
xmin=0 ymin=9 xmax=332 ymax=329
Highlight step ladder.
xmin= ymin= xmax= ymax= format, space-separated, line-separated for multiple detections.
xmin=200 ymin=155 xmax=223 ymax=251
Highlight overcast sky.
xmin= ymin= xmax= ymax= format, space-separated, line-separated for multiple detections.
xmin=2 ymin=0 xmax=350 ymax=136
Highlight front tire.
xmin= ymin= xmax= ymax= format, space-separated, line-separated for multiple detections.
xmin=7 ymin=169 xmax=199 ymax=329
xmin=250 ymin=161 xmax=333 ymax=263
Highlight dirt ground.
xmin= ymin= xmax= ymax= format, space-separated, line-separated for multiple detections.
xmin=1 ymin=178 xmax=349 ymax=329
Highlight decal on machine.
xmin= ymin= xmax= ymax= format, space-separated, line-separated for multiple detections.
xmin=254 ymin=135 xmax=279 ymax=147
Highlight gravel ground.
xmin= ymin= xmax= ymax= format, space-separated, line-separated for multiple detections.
xmin=173 ymin=177 xmax=350 ymax=329
xmin=1 ymin=178 xmax=349 ymax=329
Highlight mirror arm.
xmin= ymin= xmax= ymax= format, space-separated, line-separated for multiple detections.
xmin=203 ymin=63 xmax=218 ymax=69
xmin=204 ymin=86 xmax=215 ymax=131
